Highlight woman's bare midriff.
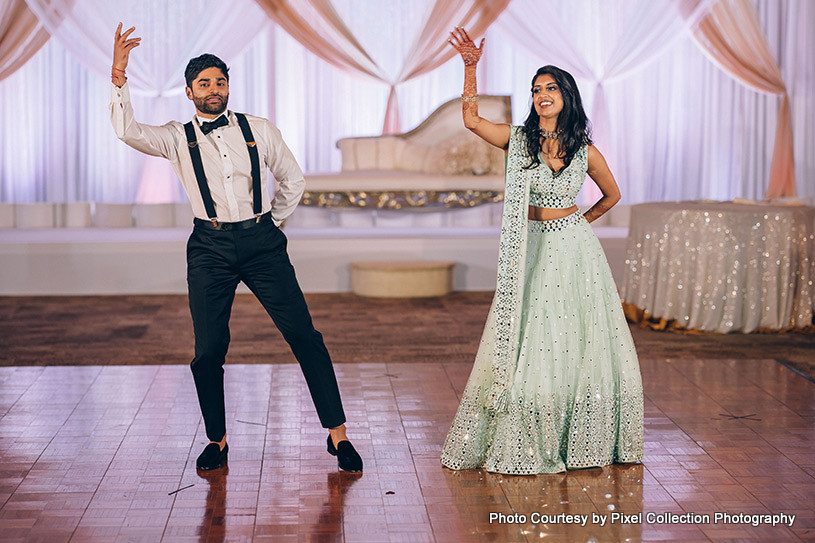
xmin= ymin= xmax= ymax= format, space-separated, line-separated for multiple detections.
xmin=527 ymin=205 xmax=578 ymax=221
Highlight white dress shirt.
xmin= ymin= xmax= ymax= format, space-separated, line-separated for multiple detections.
xmin=110 ymin=82 xmax=305 ymax=226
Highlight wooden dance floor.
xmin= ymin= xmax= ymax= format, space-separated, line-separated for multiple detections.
xmin=1 ymin=357 xmax=813 ymax=542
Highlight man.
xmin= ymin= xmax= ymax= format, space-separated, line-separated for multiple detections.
xmin=110 ymin=23 xmax=361 ymax=472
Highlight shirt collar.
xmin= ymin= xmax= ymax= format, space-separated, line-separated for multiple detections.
xmin=195 ymin=111 xmax=231 ymax=126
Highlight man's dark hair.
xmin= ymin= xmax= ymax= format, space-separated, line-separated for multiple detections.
xmin=185 ymin=54 xmax=229 ymax=88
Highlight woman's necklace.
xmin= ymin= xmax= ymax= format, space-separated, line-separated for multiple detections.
xmin=540 ymin=130 xmax=563 ymax=175
xmin=540 ymin=132 xmax=560 ymax=158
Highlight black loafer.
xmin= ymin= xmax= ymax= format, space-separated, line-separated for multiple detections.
xmin=196 ymin=442 xmax=228 ymax=470
xmin=327 ymin=435 xmax=363 ymax=473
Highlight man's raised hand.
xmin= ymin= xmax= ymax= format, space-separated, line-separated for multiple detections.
xmin=113 ymin=22 xmax=141 ymax=71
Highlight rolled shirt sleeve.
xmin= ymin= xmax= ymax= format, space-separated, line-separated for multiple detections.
xmin=262 ymin=121 xmax=305 ymax=226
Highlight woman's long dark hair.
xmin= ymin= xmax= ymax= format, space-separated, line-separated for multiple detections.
xmin=521 ymin=65 xmax=592 ymax=172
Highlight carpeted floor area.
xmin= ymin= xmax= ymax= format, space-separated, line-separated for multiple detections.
xmin=1 ymin=292 xmax=813 ymax=380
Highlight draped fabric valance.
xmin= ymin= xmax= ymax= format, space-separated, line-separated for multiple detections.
xmin=0 ymin=0 xmax=53 ymax=80
xmin=253 ymin=0 xmax=509 ymax=134
xmin=22 ymin=0 xmax=269 ymax=96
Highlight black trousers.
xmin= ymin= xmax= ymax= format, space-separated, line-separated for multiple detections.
xmin=186 ymin=219 xmax=345 ymax=442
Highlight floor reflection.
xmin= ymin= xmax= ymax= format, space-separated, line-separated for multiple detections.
xmin=197 ymin=466 xmax=228 ymax=543
xmin=304 ymin=470 xmax=362 ymax=539
xmin=442 ymin=463 xmax=644 ymax=541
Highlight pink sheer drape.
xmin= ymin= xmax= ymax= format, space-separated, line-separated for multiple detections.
xmin=684 ymin=0 xmax=796 ymax=199
xmin=252 ymin=0 xmax=383 ymax=80
xmin=253 ymin=0 xmax=509 ymax=133
xmin=383 ymin=0 xmax=510 ymax=133
xmin=0 ymin=0 xmax=52 ymax=80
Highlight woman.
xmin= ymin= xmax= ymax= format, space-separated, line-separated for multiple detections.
xmin=441 ymin=28 xmax=643 ymax=475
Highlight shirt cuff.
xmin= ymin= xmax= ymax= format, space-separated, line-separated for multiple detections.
xmin=110 ymin=81 xmax=130 ymax=104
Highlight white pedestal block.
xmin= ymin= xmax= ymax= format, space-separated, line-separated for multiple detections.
xmin=15 ymin=203 xmax=55 ymax=228
xmin=61 ymin=202 xmax=92 ymax=228
xmin=173 ymin=203 xmax=195 ymax=227
xmin=450 ymin=205 xmax=491 ymax=227
xmin=589 ymin=211 xmax=611 ymax=227
xmin=0 ymin=203 xmax=14 ymax=228
xmin=94 ymin=203 xmax=133 ymax=228
xmin=133 ymin=203 xmax=175 ymax=227
xmin=410 ymin=210 xmax=448 ymax=228
xmin=284 ymin=206 xmax=335 ymax=228
xmin=372 ymin=210 xmax=417 ymax=229
xmin=609 ymin=204 xmax=631 ymax=227
xmin=337 ymin=209 xmax=375 ymax=228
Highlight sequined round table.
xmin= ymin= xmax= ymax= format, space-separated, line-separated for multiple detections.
xmin=621 ymin=202 xmax=815 ymax=333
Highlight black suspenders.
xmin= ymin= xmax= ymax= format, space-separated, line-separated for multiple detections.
xmin=183 ymin=112 xmax=261 ymax=226
xmin=235 ymin=113 xmax=262 ymax=219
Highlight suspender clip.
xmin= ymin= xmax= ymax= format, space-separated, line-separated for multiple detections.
xmin=255 ymin=213 xmax=262 ymax=223
xmin=210 ymin=218 xmax=219 ymax=227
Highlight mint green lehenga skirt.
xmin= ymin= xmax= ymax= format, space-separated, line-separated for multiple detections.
xmin=441 ymin=211 xmax=644 ymax=474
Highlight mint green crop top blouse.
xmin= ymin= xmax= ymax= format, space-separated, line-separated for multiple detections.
xmin=522 ymin=129 xmax=589 ymax=209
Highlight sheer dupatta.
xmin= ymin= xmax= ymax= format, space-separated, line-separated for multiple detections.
xmin=483 ymin=127 xmax=532 ymax=412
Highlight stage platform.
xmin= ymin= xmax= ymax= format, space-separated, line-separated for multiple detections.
xmin=0 ymin=224 xmax=629 ymax=296
xmin=0 ymin=358 xmax=813 ymax=542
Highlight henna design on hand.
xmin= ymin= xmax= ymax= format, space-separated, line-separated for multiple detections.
xmin=448 ymin=27 xmax=484 ymax=67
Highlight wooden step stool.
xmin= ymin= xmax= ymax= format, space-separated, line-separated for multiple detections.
xmin=351 ymin=261 xmax=455 ymax=298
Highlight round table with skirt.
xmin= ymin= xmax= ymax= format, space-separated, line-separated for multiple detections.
xmin=621 ymin=201 xmax=815 ymax=333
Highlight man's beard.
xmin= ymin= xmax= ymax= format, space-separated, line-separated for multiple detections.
xmin=194 ymin=93 xmax=228 ymax=115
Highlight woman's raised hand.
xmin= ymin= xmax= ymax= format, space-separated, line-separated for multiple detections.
xmin=113 ymin=22 xmax=141 ymax=71
xmin=448 ymin=27 xmax=484 ymax=67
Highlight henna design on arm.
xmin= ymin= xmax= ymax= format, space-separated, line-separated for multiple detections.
xmin=449 ymin=28 xmax=484 ymax=129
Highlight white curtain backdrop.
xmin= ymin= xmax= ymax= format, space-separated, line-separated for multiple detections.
xmin=486 ymin=0 xmax=813 ymax=203
xmin=0 ymin=0 xmax=813 ymax=205
xmin=8 ymin=0 xmax=269 ymax=203
xmin=495 ymin=0 xmax=714 ymax=204
xmin=278 ymin=0 xmax=481 ymax=172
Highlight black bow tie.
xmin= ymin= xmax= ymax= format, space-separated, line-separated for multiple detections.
xmin=200 ymin=115 xmax=228 ymax=135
